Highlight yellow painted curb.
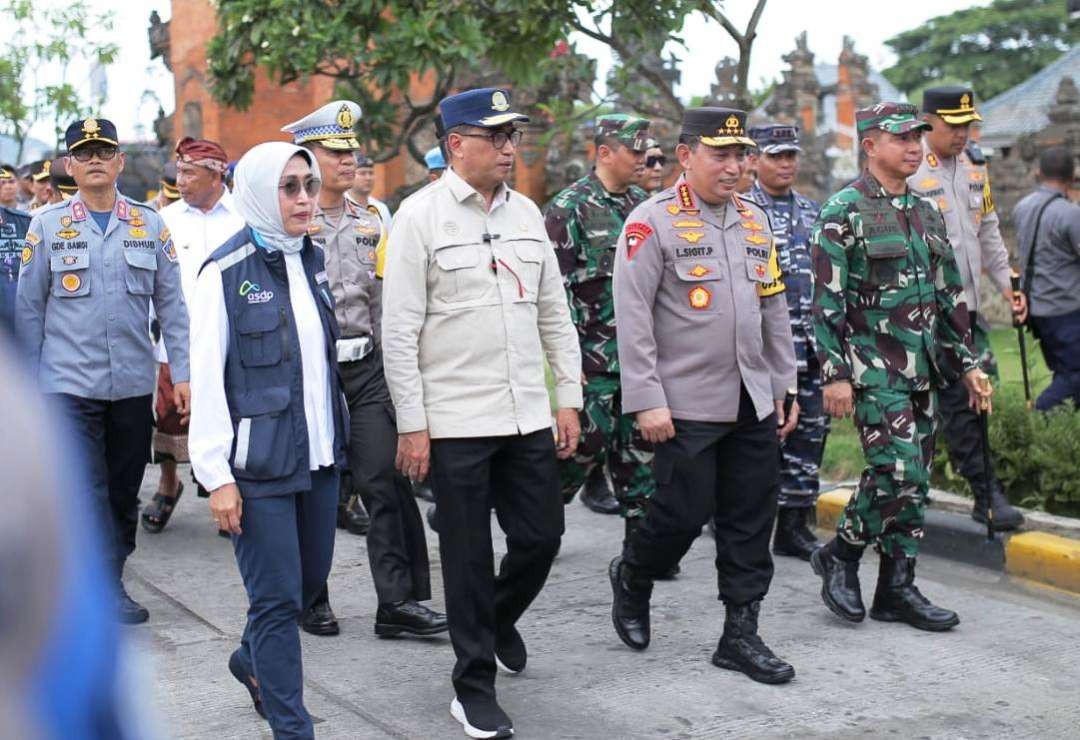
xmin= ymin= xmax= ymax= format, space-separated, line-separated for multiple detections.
xmin=1005 ymin=532 xmax=1080 ymax=594
xmin=816 ymin=488 xmax=853 ymax=531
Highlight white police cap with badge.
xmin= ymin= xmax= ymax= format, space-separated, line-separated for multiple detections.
xmin=281 ymin=100 xmax=362 ymax=150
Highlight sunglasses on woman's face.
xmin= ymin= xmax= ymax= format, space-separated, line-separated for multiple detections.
xmin=646 ymin=155 xmax=666 ymax=168
xmin=278 ymin=175 xmax=320 ymax=199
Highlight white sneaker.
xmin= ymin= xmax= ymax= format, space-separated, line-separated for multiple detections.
xmin=450 ymin=697 xmax=514 ymax=739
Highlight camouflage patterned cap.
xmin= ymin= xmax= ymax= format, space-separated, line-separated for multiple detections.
xmin=595 ymin=114 xmax=651 ymax=152
xmin=856 ymin=102 xmax=932 ymax=138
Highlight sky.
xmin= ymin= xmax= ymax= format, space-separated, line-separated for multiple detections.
xmin=19 ymin=0 xmax=992 ymax=153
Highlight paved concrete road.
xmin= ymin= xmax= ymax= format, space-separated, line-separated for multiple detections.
xmin=130 ymin=467 xmax=1080 ymax=739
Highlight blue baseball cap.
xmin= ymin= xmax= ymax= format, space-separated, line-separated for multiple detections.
xmin=438 ymin=88 xmax=529 ymax=130
xmin=424 ymin=146 xmax=446 ymax=171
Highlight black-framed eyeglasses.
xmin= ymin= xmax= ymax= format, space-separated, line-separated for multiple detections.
xmin=646 ymin=155 xmax=666 ymax=168
xmin=278 ymin=175 xmax=320 ymax=199
xmin=456 ymin=129 xmax=523 ymax=149
xmin=71 ymin=146 xmax=119 ymax=163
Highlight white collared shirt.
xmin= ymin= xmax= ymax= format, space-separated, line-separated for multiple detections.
xmin=189 ymin=249 xmax=335 ymax=491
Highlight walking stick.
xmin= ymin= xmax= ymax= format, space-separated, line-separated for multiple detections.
xmin=1010 ymin=270 xmax=1033 ymax=411
xmin=977 ymin=374 xmax=995 ymax=541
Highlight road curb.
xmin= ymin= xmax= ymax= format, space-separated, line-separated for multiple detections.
xmin=816 ymin=488 xmax=1080 ymax=595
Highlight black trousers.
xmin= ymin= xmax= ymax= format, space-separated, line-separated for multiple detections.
xmin=52 ymin=393 xmax=152 ymax=575
xmin=626 ymin=388 xmax=778 ymax=605
xmin=937 ymin=379 xmax=992 ymax=483
xmin=340 ymin=349 xmax=431 ymax=604
xmin=430 ymin=429 xmax=564 ymax=705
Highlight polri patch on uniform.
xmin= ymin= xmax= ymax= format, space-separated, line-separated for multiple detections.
xmin=675 ymin=230 xmax=705 ymax=244
xmin=624 ymin=222 xmax=654 ymax=260
xmin=61 ymin=273 xmax=81 ymax=292
xmin=162 ymin=240 xmax=178 ymax=263
xmin=688 ymin=285 xmax=711 ymax=310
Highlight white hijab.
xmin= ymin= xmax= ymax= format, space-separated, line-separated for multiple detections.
xmin=233 ymin=141 xmax=321 ymax=254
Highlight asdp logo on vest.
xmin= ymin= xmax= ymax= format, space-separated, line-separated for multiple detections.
xmin=240 ymin=280 xmax=274 ymax=304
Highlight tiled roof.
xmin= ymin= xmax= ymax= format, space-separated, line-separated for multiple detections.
xmin=978 ymin=46 xmax=1080 ymax=148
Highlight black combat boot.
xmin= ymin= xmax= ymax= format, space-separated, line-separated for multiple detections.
xmin=712 ymin=600 xmax=795 ymax=684
xmin=609 ymin=556 xmax=652 ymax=650
xmin=870 ymin=556 xmax=960 ymax=631
xmin=971 ymin=477 xmax=1024 ymax=531
xmin=773 ymin=507 xmax=821 ymax=560
xmin=337 ymin=492 xmax=370 ymax=536
xmin=809 ymin=537 xmax=866 ymax=622
xmin=581 ymin=467 xmax=620 ymax=515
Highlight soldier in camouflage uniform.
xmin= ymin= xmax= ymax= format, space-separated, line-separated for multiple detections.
xmin=748 ymin=123 xmax=827 ymax=561
xmin=809 ymin=103 xmax=993 ymax=633
xmin=544 ymin=114 xmax=654 ymax=519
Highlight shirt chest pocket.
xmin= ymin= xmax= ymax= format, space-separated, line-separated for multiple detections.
xmin=503 ymin=238 xmax=544 ymax=302
xmin=673 ymin=258 xmax=722 ymax=314
xmin=50 ymin=251 xmax=90 ymax=298
xmin=237 ymin=308 xmax=284 ymax=367
xmin=123 ymin=248 xmax=157 ymax=295
xmin=432 ymin=242 xmax=488 ymax=303
xmin=863 ymin=240 xmax=909 ymax=289
xmin=968 ymin=183 xmax=983 ymax=211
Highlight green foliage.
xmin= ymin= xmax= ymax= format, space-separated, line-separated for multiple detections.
xmin=0 ymin=0 xmax=118 ymax=155
xmin=883 ymin=0 xmax=1079 ymax=101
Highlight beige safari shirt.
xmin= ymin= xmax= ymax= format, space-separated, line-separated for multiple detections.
xmin=309 ymin=198 xmax=385 ymax=341
xmin=614 ymin=176 xmax=796 ymax=423
xmin=909 ymin=141 xmax=1010 ymax=312
xmin=381 ymin=167 xmax=583 ymax=439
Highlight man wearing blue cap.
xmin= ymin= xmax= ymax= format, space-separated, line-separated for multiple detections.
xmin=747 ymin=124 xmax=827 ymax=561
xmin=16 ymin=117 xmax=190 ymax=624
xmin=382 ymin=87 xmax=583 ymax=739
xmin=425 ymin=145 xmax=447 ymax=182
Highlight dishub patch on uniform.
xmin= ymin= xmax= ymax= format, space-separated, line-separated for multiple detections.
xmin=162 ymin=240 xmax=178 ymax=262
xmin=688 ymin=285 xmax=711 ymax=309
xmin=60 ymin=273 xmax=81 ymax=292
xmin=624 ymin=222 xmax=654 ymax=260
xmin=675 ymin=231 xmax=705 ymax=244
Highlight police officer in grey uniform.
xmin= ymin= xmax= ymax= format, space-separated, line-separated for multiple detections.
xmin=16 ymin=118 xmax=190 ymax=624
xmin=609 ymin=107 xmax=798 ymax=685
xmin=910 ymin=86 xmax=1026 ymax=529
xmin=282 ymin=101 xmax=447 ymax=640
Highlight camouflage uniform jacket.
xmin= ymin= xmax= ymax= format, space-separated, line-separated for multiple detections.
xmin=747 ymin=182 xmax=819 ymax=372
xmin=545 ymin=171 xmax=647 ymax=375
xmin=811 ymin=171 xmax=978 ymax=392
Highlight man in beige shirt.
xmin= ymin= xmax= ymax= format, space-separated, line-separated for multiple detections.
xmin=909 ymin=86 xmax=1026 ymax=530
xmin=382 ymin=87 xmax=582 ymax=740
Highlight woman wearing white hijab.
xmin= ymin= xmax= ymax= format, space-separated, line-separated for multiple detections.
xmin=189 ymin=142 xmax=348 ymax=739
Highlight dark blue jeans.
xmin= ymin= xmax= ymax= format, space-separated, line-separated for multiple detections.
xmin=232 ymin=466 xmax=338 ymax=740
xmin=1031 ymin=310 xmax=1080 ymax=412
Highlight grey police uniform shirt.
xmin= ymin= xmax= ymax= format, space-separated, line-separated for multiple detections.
xmin=15 ymin=191 xmax=190 ymax=399
xmin=909 ymin=140 xmax=1010 ymax=313
xmin=381 ymin=167 xmax=583 ymax=439
xmin=613 ymin=176 xmax=796 ymax=423
xmin=308 ymin=198 xmax=385 ymax=342
xmin=1013 ymin=185 xmax=1080 ymax=317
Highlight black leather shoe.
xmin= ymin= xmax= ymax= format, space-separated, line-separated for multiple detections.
xmin=609 ymin=556 xmax=652 ymax=650
xmin=810 ymin=540 xmax=865 ymax=622
xmin=337 ymin=495 xmax=370 ymax=535
xmin=228 ymin=650 xmax=267 ymax=719
xmin=712 ymin=601 xmax=795 ymax=684
xmin=374 ymin=600 xmax=448 ymax=637
xmin=870 ymin=556 xmax=959 ymax=631
xmin=495 ymin=625 xmax=527 ymax=674
xmin=302 ymin=600 xmax=340 ymax=636
xmin=971 ymin=478 xmax=1024 ymax=531
xmin=450 ymin=697 xmax=513 ymax=739
xmin=773 ymin=507 xmax=821 ymax=560
xmin=581 ymin=475 xmax=620 ymax=515
xmin=118 ymin=582 xmax=149 ymax=624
